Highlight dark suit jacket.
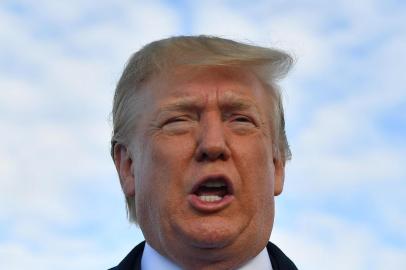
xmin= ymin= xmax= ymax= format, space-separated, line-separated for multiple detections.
xmin=109 ymin=241 xmax=298 ymax=270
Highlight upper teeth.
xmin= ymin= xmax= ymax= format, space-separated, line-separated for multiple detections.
xmin=203 ymin=181 xmax=226 ymax=188
xmin=199 ymin=195 xmax=222 ymax=202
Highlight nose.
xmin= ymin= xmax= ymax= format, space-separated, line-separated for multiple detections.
xmin=195 ymin=113 xmax=231 ymax=162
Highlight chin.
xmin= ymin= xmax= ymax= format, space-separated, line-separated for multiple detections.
xmin=173 ymin=216 xmax=244 ymax=249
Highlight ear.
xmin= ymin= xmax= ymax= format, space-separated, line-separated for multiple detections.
xmin=113 ymin=144 xmax=136 ymax=197
xmin=273 ymin=159 xmax=285 ymax=196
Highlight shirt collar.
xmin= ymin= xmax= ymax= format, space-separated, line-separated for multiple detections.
xmin=141 ymin=242 xmax=273 ymax=270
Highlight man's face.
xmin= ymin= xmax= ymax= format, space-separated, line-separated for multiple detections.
xmin=121 ymin=66 xmax=284 ymax=268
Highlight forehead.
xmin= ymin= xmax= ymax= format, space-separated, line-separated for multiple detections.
xmin=142 ymin=66 xmax=270 ymax=106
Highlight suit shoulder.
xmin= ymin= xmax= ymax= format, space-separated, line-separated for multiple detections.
xmin=108 ymin=241 xmax=145 ymax=270
xmin=267 ymin=242 xmax=298 ymax=270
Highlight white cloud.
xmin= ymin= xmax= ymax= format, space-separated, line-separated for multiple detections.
xmin=0 ymin=214 xmax=145 ymax=270
xmin=191 ymin=1 xmax=261 ymax=41
xmin=0 ymin=235 xmax=119 ymax=270
xmin=0 ymin=78 xmax=42 ymax=113
xmin=63 ymin=0 xmax=183 ymax=64
xmin=272 ymin=211 xmax=406 ymax=269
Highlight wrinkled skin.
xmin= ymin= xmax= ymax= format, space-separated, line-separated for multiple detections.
xmin=114 ymin=66 xmax=285 ymax=270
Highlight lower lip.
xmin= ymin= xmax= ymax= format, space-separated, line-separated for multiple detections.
xmin=187 ymin=194 xmax=234 ymax=213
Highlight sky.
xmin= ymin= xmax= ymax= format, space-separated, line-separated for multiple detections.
xmin=0 ymin=0 xmax=405 ymax=269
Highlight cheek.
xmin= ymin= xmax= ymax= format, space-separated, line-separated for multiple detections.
xmin=149 ymin=138 xmax=196 ymax=191
xmin=244 ymin=141 xmax=276 ymax=227
xmin=233 ymin=136 xmax=275 ymax=203
xmin=136 ymin=135 xmax=196 ymax=210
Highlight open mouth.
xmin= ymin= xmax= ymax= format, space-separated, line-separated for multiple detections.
xmin=188 ymin=175 xmax=234 ymax=211
xmin=194 ymin=179 xmax=230 ymax=202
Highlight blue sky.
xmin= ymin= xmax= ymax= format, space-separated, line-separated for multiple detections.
xmin=0 ymin=0 xmax=405 ymax=269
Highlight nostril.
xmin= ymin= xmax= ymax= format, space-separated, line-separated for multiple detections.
xmin=214 ymin=152 xmax=226 ymax=161
xmin=196 ymin=147 xmax=228 ymax=162
xmin=196 ymin=152 xmax=208 ymax=162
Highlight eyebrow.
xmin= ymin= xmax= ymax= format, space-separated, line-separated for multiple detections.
xmin=156 ymin=93 xmax=261 ymax=115
xmin=157 ymin=97 xmax=204 ymax=114
xmin=219 ymin=96 xmax=257 ymax=112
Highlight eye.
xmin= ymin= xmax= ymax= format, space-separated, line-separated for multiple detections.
xmin=163 ymin=116 xmax=188 ymax=125
xmin=233 ymin=116 xmax=252 ymax=123
xmin=228 ymin=114 xmax=258 ymax=134
xmin=230 ymin=115 xmax=256 ymax=125
xmin=161 ymin=116 xmax=196 ymax=134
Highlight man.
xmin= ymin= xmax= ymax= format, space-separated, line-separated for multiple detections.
xmin=110 ymin=35 xmax=297 ymax=270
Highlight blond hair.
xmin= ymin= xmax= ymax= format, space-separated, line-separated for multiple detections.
xmin=111 ymin=35 xmax=293 ymax=223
